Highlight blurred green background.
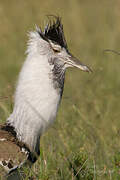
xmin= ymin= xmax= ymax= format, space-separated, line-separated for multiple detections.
xmin=0 ymin=0 xmax=120 ymax=179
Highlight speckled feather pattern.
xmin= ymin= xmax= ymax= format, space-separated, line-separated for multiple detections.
xmin=0 ymin=125 xmax=29 ymax=178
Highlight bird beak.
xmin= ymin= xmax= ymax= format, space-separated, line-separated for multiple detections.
xmin=67 ymin=54 xmax=92 ymax=73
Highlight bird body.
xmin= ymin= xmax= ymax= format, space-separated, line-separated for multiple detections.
xmin=0 ymin=16 xmax=91 ymax=179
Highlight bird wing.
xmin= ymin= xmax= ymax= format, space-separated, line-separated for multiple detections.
xmin=0 ymin=125 xmax=29 ymax=179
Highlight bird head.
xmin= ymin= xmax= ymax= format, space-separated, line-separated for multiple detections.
xmin=34 ymin=16 xmax=92 ymax=72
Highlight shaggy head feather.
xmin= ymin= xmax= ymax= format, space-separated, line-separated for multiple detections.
xmin=37 ymin=16 xmax=68 ymax=50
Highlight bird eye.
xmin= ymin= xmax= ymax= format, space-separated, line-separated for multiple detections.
xmin=49 ymin=41 xmax=61 ymax=53
xmin=53 ymin=48 xmax=61 ymax=53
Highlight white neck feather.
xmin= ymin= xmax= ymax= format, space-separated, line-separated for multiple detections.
xmin=7 ymin=32 xmax=61 ymax=153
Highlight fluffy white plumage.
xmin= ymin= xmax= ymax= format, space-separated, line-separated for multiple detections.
xmin=7 ymin=30 xmax=61 ymax=153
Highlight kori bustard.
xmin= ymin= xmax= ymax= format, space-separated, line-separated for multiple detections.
xmin=0 ymin=16 xmax=92 ymax=179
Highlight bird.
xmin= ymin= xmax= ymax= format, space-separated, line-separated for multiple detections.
xmin=0 ymin=16 xmax=92 ymax=179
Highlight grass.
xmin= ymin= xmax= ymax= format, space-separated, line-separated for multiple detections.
xmin=0 ymin=0 xmax=120 ymax=179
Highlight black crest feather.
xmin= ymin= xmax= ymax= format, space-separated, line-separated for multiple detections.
xmin=37 ymin=16 xmax=68 ymax=50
